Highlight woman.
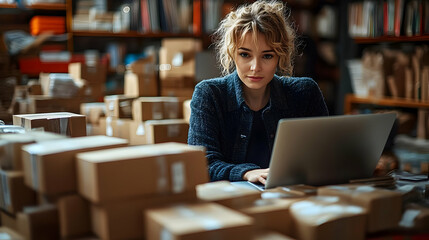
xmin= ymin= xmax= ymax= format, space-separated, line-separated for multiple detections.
xmin=188 ymin=0 xmax=329 ymax=184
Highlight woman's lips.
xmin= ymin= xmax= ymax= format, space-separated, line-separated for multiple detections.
xmin=248 ymin=76 xmax=263 ymax=82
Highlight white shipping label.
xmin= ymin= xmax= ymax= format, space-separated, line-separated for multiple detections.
xmin=171 ymin=162 xmax=185 ymax=193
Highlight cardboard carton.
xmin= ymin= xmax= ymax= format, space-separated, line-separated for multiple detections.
xmin=124 ymin=72 xmax=158 ymax=97
xmin=104 ymin=95 xmax=135 ymax=119
xmin=76 ymin=142 xmax=208 ymax=203
xmin=145 ymin=119 xmax=189 ymax=144
xmin=27 ymin=95 xmax=82 ymax=114
xmin=13 ymin=112 xmax=86 ymax=137
xmin=21 ymin=135 xmax=128 ymax=195
xmin=99 ymin=117 xmax=132 ymax=140
xmin=92 ymin=191 xmax=197 ymax=240
xmin=129 ymin=121 xmax=147 ymax=145
xmin=132 ymin=97 xmax=164 ymax=121
xmin=0 ymin=132 xmax=67 ymax=170
xmin=161 ymin=87 xmax=195 ymax=99
xmin=57 ymin=194 xmax=91 ymax=239
xmin=196 ymin=181 xmax=261 ymax=209
xmin=68 ymin=62 xmax=106 ymax=84
xmin=290 ymin=196 xmax=367 ymax=240
xmin=145 ymin=202 xmax=254 ymax=240
xmin=0 ymin=170 xmax=37 ymax=214
xmin=317 ymin=184 xmax=402 ymax=233
xmin=80 ymin=102 xmax=106 ymax=125
xmin=16 ymin=204 xmax=59 ymax=240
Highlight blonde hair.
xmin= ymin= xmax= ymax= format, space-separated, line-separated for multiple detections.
xmin=213 ymin=0 xmax=296 ymax=76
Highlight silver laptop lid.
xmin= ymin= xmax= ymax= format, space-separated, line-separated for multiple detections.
xmin=265 ymin=112 xmax=396 ymax=188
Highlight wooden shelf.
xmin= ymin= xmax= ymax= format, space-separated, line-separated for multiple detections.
xmin=0 ymin=3 xmax=17 ymax=8
xmin=344 ymin=94 xmax=429 ymax=114
xmin=26 ymin=3 xmax=66 ymax=10
xmin=353 ymin=35 xmax=429 ymax=44
xmin=72 ymin=31 xmax=198 ymax=38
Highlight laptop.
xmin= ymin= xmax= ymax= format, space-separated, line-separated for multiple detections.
xmin=246 ymin=112 xmax=396 ymax=191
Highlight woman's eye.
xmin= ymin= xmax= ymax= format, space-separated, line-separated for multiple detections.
xmin=263 ymin=54 xmax=273 ymax=59
xmin=239 ymin=52 xmax=249 ymax=58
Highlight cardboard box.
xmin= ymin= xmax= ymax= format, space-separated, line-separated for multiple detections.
xmin=145 ymin=202 xmax=254 ymax=240
xmin=183 ymin=99 xmax=191 ymax=123
xmin=80 ymin=102 xmax=106 ymax=125
xmin=57 ymin=194 xmax=91 ymax=239
xmin=129 ymin=121 xmax=147 ymax=145
xmin=238 ymin=198 xmax=302 ymax=237
xmin=104 ymin=95 xmax=135 ymax=119
xmin=76 ymin=142 xmax=208 ymax=203
xmin=1 ymin=211 xmax=17 ymax=231
xmin=161 ymin=87 xmax=195 ymax=99
xmin=290 ymin=196 xmax=367 ymax=240
xmin=21 ymin=135 xmax=128 ymax=195
xmin=196 ymin=181 xmax=261 ymax=209
xmin=398 ymin=203 xmax=429 ymax=232
xmin=27 ymin=95 xmax=83 ymax=114
xmin=0 ymin=170 xmax=37 ymax=214
xmin=17 ymin=204 xmax=59 ymax=240
xmin=162 ymin=97 xmax=185 ymax=119
xmin=92 ymin=191 xmax=197 ymax=240
xmin=13 ymin=112 xmax=86 ymax=137
xmin=145 ymin=119 xmax=189 ymax=144
xmin=68 ymin=62 xmax=106 ymax=84
xmin=317 ymin=184 xmax=402 ymax=233
xmin=160 ymin=76 xmax=195 ymax=88
xmin=0 ymin=227 xmax=24 ymax=240
xmin=132 ymin=97 xmax=164 ymax=121
xmin=253 ymin=231 xmax=295 ymax=240
xmin=159 ymin=38 xmax=202 ymax=79
xmin=98 ymin=117 xmax=132 ymax=140
xmin=129 ymin=55 xmax=156 ymax=75
xmin=124 ymin=72 xmax=158 ymax=97
xmin=0 ymin=132 xmax=67 ymax=170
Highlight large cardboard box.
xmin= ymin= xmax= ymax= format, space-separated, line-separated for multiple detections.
xmin=159 ymin=38 xmax=202 ymax=79
xmin=132 ymin=97 xmax=164 ymax=121
xmin=290 ymin=196 xmax=367 ymax=240
xmin=17 ymin=204 xmax=59 ymax=240
xmin=98 ymin=117 xmax=132 ymax=140
xmin=76 ymin=142 xmax=208 ymax=203
xmin=0 ymin=132 xmax=67 ymax=170
xmin=129 ymin=55 xmax=156 ymax=75
xmin=104 ymin=95 xmax=135 ymax=119
xmin=13 ymin=112 xmax=86 ymax=137
xmin=161 ymin=87 xmax=194 ymax=99
xmin=145 ymin=119 xmax=189 ymax=144
xmin=0 ymin=170 xmax=37 ymax=214
xmin=196 ymin=181 xmax=261 ymax=209
xmin=57 ymin=194 xmax=91 ymax=239
xmin=317 ymin=184 xmax=402 ymax=233
xmin=21 ymin=135 xmax=128 ymax=195
xmin=68 ymin=62 xmax=107 ymax=84
xmin=124 ymin=72 xmax=158 ymax=97
xmin=27 ymin=95 xmax=82 ymax=114
xmin=145 ymin=202 xmax=254 ymax=240
xmin=91 ymin=191 xmax=196 ymax=240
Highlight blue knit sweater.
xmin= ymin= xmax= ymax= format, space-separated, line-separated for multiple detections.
xmin=188 ymin=71 xmax=329 ymax=181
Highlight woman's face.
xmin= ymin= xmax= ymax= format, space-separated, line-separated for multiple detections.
xmin=235 ymin=32 xmax=279 ymax=92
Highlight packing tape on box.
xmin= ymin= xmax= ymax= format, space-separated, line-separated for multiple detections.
xmin=106 ymin=117 xmax=113 ymax=136
xmin=59 ymin=117 xmax=69 ymax=135
xmin=1 ymin=172 xmax=11 ymax=209
xmin=171 ymin=162 xmax=185 ymax=193
xmin=30 ymin=154 xmax=39 ymax=190
xmin=152 ymin=102 xmax=163 ymax=120
xmin=136 ymin=122 xmax=145 ymax=135
xmin=175 ymin=205 xmax=223 ymax=230
xmin=399 ymin=209 xmax=421 ymax=228
xmin=167 ymin=125 xmax=180 ymax=138
xmin=157 ymin=156 xmax=168 ymax=193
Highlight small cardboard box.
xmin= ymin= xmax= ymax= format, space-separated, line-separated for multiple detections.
xmin=104 ymin=95 xmax=135 ymax=119
xmin=317 ymin=184 xmax=402 ymax=233
xmin=145 ymin=119 xmax=189 ymax=144
xmin=76 ymin=142 xmax=208 ymax=203
xmin=160 ymin=76 xmax=195 ymax=88
xmin=129 ymin=56 xmax=156 ymax=76
xmin=0 ymin=170 xmax=37 ymax=214
xmin=13 ymin=112 xmax=86 ymax=137
xmin=0 ymin=132 xmax=67 ymax=170
xmin=99 ymin=117 xmax=132 ymax=140
xmin=132 ymin=97 xmax=164 ymax=121
xmin=145 ymin=202 xmax=254 ymax=240
xmin=129 ymin=121 xmax=147 ymax=145
xmin=27 ymin=95 xmax=82 ymax=114
xmin=161 ymin=87 xmax=195 ymax=99
xmin=17 ymin=204 xmax=59 ymax=240
xmin=124 ymin=72 xmax=158 ymax=97
xmin=80 ymin=102 xmax=106 ymax=125
xmin=21 ymin=135 xmax=128 ymax=195
xmin=68 ymin=62 xmax=106 ymax=84
xmin=91 ymin=191 xmax=196 ymax=240
xmin=196 ymin=181 xmax=261 ymax=209
xmin=290 ymin=196 xmax=367 ymax=240
xmin=238 ymin=198 xmax=302 ymax=237
xmin=57 ymin=194 xmax=91 ymax=239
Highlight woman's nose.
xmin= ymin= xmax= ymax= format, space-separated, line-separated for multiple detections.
xmin=250 ymin=58 xmax=261 ymax=72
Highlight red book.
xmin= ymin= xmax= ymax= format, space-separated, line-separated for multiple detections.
xmin=383 ymin=2 xmax=388 ymax=35
xmin=193 ymin=0 xmax=201 ymax=35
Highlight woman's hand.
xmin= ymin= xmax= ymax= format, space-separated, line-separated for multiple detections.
xmin=243 ymin=168 xmax=269 ymax=185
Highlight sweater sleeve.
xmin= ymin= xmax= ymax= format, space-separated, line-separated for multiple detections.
xmin=187 ymin=82 xmax=260 ymax=181
xmin=302 ymin=78 xmax=329 ymax=117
